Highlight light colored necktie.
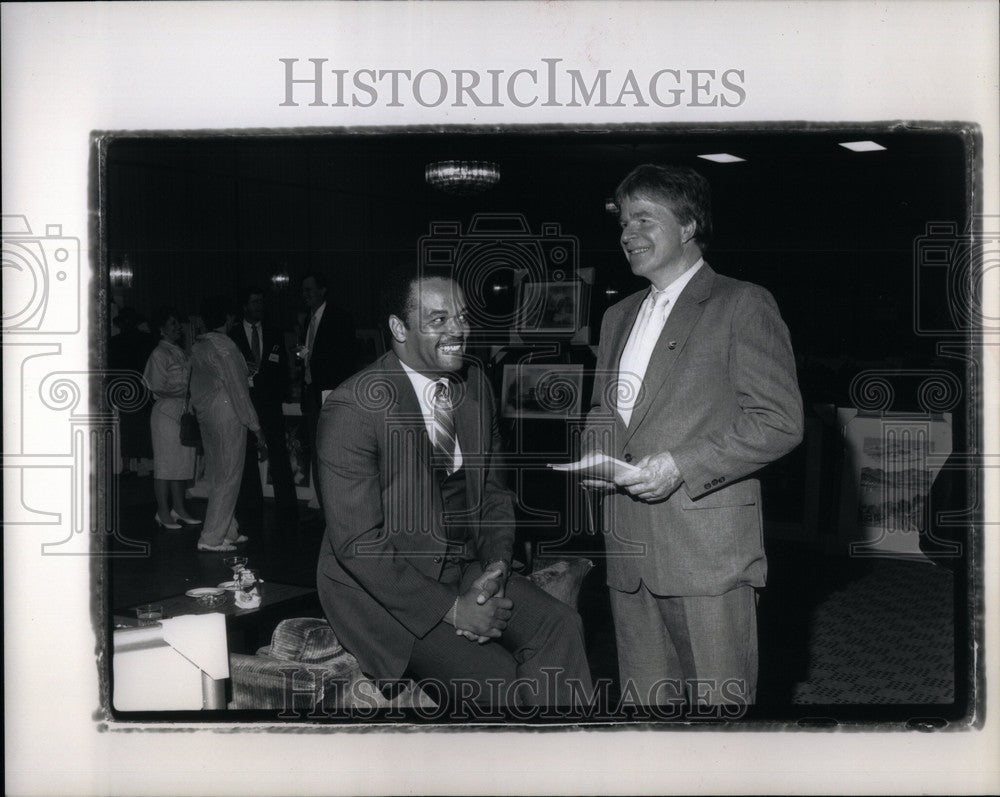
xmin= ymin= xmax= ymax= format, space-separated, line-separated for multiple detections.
xmin=432 ymin=380 xmax=458 ymax=474
xmin=304 ymin=313 xmax=317 ymax=385
xmin=250 ymin=323 xmax=262 ymax=367
xmin=616 ymin=291 xmax=672 ymax=426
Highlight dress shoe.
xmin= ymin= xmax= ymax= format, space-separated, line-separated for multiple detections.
xmin=197 ymin=541 xmax=236 ymax=552
xmin=232 ymin=534 xmax=249 ymax=544
xmin=169 ymin=510 xmax=202 ymax=526
xmin=154 ymin=514 xmax=182 ymax=530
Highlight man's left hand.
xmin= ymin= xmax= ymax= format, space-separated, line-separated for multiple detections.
xmin=615 ymin=451 xmax=683 ymax=502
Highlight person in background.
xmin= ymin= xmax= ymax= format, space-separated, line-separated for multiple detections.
xmin=142 ymin=306 xmax=199 ymax=529
xmin=111 ymin=306 xmax=157 ymax=475
xmin=190 ymin=295 xmax=267 ymax=552
xmin=585 ymin=164 xmax=803 ymax=708
xmin=231 ymin=286 xmax=299 ymax=528
xmin=298 ymin=271 xmax=358 ymax=516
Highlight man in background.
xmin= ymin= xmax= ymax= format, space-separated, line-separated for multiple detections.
xmin=299 ymin=271 xmax=359 ymax=515
xmin=231 ymin=286 xmax=299 ymax=527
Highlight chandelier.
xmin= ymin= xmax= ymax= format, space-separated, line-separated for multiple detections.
xmin=425 ymin=160 xmax=500 ymax=195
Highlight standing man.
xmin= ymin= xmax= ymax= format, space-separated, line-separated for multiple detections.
xmin=231 ymin=286 xmax=299 ymax=525
xmin=316 ymin=266 xmax=592 ymax=711
xmin=299 ymin=271 xmax=358 ymax=514
xmin=585 ymin=164 xmax=803 ymax=709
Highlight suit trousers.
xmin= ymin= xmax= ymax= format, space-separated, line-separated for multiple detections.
xmin=610 ymin=583 xmax=759 ymax=708
xmin=198 ymin=396 xmax=246 ymax=546
xmin=237 ymin=404 xmax=299 ymax=529
xmin=406 ymin=562 xmax=593 ymax=711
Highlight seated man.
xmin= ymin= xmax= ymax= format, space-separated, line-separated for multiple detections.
xmin=315 ymin=265 xmax=593 ymax=713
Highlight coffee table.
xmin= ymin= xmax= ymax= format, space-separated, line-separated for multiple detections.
xmin=114 ymin=581 xmax=320 ymax=654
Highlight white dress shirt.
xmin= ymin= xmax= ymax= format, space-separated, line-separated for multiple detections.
xmin=400 ymin=361 xmax=463 ymax=470
xmin=616 ymin=258 xmax=704 ymax=426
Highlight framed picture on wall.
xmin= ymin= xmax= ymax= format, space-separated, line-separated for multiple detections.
xmin=500 ymin=363 xmax=584 ymax=420
xmin=516 ymin=279 xmax=581 ymax=334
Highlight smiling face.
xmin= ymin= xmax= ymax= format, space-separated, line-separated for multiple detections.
xmin=389 ymin=277 xmax=469 ymax=376
xmin=618 ymin=194 xmax=699 ymax=289
xmin=160 ymin=315 xmax=181 ymax=343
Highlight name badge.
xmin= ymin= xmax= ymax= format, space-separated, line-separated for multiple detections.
xmin=268 ymin=352 xmax=280 ymax=363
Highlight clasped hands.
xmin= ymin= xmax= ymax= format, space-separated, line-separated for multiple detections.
xmin=447 ymin=565 xmax=511 ymax=645
xmin=583 ymin=450 xmax=683 ymax=503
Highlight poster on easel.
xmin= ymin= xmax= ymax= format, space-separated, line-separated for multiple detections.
xmin=836 ymin=409 xmax=952 ymax=560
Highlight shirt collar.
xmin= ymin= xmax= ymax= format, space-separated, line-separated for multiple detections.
xmin=399 ymin=361 xmax=449 ymax=417
xmin=649 ymin=257 xmax=704 ymax=304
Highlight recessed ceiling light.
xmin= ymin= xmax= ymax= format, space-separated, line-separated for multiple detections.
xmin=838 ymin=140 xmax=886 ymax=152
xmin=697 ymin=153 xmax=746 ymax=163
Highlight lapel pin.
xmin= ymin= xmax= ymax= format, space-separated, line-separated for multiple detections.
xmin=667 ymin=340 xmax=677 ymax=350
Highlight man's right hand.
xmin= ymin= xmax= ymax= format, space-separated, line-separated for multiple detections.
xmin=451 ymin=590 xmax=513 ymax=641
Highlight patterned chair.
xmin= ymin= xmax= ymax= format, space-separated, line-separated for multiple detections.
xmin=228 ymin=557 xmax=593 ymax=712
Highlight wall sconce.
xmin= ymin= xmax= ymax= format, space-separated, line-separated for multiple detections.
xmin=110 ymin=255 xmax=133 ymax=289
xmin=270 ymin=268 xmax=290 ymax=290
xmin=426 ymin=160 xmax=500 ymax=195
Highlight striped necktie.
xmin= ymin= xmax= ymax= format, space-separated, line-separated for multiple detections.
xmin=250 ymin=323 xmax=262 ymax=367
xmin=432 ymin=380 xmax=458 ymax=474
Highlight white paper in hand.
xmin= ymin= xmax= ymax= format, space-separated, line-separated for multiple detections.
xmin=548 ymin=452 xmax=639 ymax=482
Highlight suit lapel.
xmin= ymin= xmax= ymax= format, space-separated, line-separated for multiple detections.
xmin=624 ymin=265 xmax=715 ymax=443
xmin=450 ymin=375 xmax=481 ymax=507
xmin=605 ymin=292 xmax=646 ymax=432
xmin=382 ymin=354 xmax=433 ymax=468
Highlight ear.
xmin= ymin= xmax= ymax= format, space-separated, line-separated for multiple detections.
xmin=681 ymin=219 xmax=697 ymax=244
xmin=388 ymin=314 xmax=407 ymax=344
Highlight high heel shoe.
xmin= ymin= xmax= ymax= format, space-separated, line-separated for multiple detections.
xmin=170 ymin=510 xmax=201 ymax=526
xmin=154 ymin=513 xmax=182 ymax=530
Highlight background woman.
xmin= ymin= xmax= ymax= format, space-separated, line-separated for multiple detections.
xmin=190 ymin=295 xmax=267 ymax=552
xmin=142 ymin=306 xmax=199 ymax=529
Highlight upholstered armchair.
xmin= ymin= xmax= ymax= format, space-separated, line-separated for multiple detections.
xmin=228 ymin=557 xmax=593 ymax=712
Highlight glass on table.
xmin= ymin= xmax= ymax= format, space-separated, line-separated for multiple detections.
xmin=136 ymin=604 xmax=163 ymax=626
xmin=223 ymin=555 xmax=249 ymax=577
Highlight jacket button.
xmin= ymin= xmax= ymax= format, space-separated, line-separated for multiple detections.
xmin=704 ymin=482 xmax=712 ymax=490
xmin=624 ymin=453 xmax=633 ymax=463
xmin=712 ymin=478 xmax=718 ymax=486
xmin=719 ymin=476 xmax=726 ymax=482
xmin=433 ymin=555 xmax=442 ymax=563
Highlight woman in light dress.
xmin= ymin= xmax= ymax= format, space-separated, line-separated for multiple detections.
xmin=189 ymin=295 xmax=267 ymax=552
xmin=143 ymin=307 xmax=199 ymax=529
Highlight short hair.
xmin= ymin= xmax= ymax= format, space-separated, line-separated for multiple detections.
xmin=302 ymin=270 xmax=328 ymax=291
xmin=614 ymin=164 xmax=713 ymax=251
xmin=150 ymin=305 xmax=181 ymax=333
xmin=200 ymin=295 xmax=232 ymax=331
xmin=239 ymin=285 xmax=265 ymax=309
xmin=381 ymin=263 xmax=456 ymax=327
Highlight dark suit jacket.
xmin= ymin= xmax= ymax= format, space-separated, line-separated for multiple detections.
xmin=302 ymin=303 xmax=358 ymax=395
xmin=586 ymin=264 xmax=803 ymax=597
xmin=229 ymin=321 xmax=288 ymax=410
xmin=315 ymin=352 xmax=516 ymax=680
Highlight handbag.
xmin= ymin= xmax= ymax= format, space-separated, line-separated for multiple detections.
xmin=179 ymin=369 xmax=201 ymax=447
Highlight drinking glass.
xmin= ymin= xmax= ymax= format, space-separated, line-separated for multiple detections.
xmin=136 ymin=604 xmax=163 ymax=626
xmin=235 ymin=567 xmax=258 ymax=595
xmin=223 ymin=555 xmax=248 ymax=577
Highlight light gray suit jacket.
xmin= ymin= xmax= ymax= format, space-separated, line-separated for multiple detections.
xmin=586 ymin=264 xmax=803 ymax=597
